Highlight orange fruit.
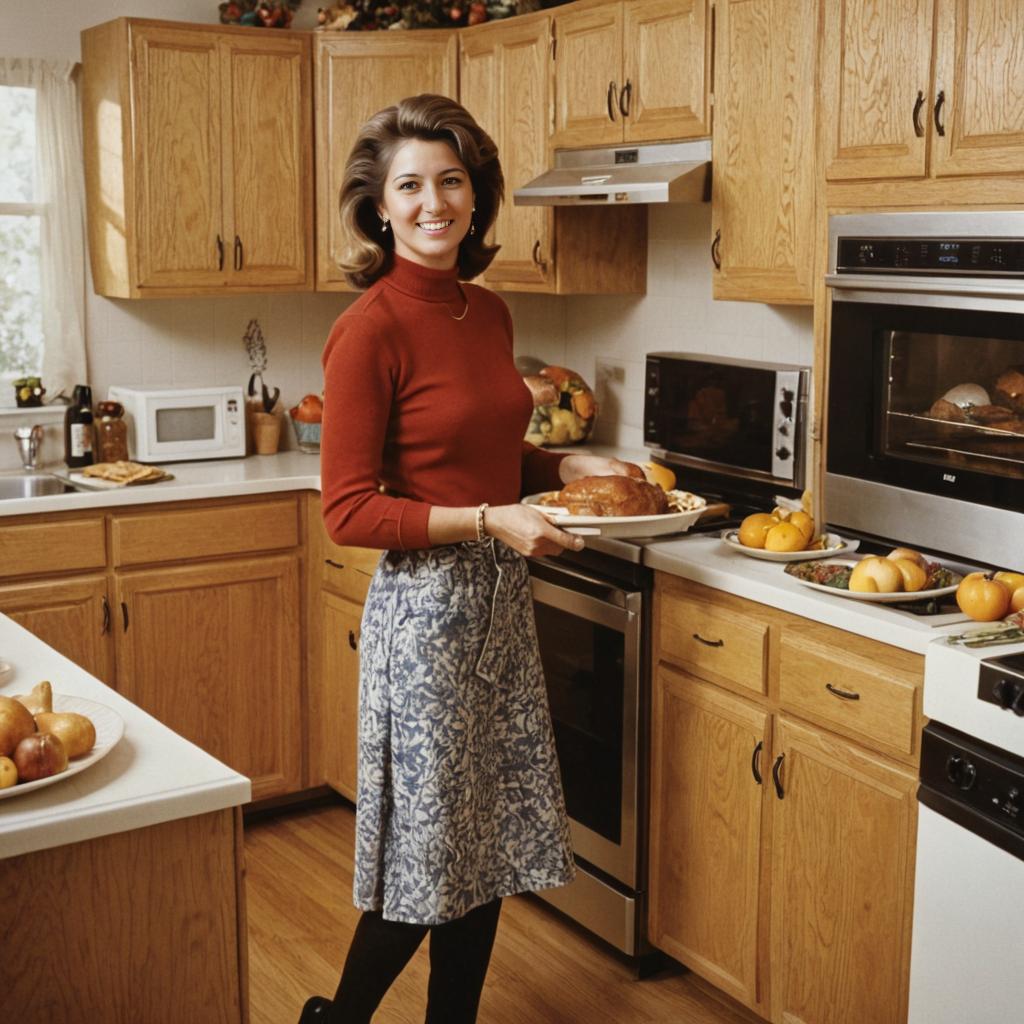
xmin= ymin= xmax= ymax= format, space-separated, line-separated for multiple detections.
xmin=956 ymin=573 xmax=1012 ymax=622
xmin=738 ymin=513 xmax=779 ymax=549
xmin=788 ymin=510 xmax=815 ymax=544
xmin=764 ymin=521 xmax=807 ymax=553
xmin=891 ymin=558 xmax=928 ymax=593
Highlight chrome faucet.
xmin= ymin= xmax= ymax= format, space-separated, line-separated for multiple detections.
xmin=14 ymin=424 xmax=43 ymax=471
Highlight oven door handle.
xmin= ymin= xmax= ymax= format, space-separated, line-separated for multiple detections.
xmin=530 ymin=576 xmax=637 ymax=632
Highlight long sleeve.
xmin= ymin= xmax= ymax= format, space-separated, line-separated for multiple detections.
xmin=520 ymin=441 xmax=567 ymax=497
xmin=320 ymin=313 xmax=432 ymax=550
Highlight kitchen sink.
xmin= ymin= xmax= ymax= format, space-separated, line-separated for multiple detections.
xmin=0 ymin=473 xmax=74 ymax=499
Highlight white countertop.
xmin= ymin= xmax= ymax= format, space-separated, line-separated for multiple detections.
xmin=0 ymin=614 xmax=251 ymax=859
xmin=0 ymin=451 xmax=321 ymax=518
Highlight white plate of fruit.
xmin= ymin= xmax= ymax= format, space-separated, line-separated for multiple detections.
xmin=0 ymin=681 xmax=124 ymax=799
xmin=721 ymin=507 xmax=858 ymax=562
xmin=784 ymin=548 xmax=962 ymax=602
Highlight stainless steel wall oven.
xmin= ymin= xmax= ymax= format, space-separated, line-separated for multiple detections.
xmin=527 ymin=545 xmax=651 ymax=957
xmin=826 ymin=211 xmax=1024 ymax=568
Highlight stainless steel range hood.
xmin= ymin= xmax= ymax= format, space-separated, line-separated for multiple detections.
xmin=513 ymin=139 xmax=711 ymax=207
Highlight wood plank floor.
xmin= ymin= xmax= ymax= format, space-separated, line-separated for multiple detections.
xmin=243 ymin=799 xmax=763 ymax=1024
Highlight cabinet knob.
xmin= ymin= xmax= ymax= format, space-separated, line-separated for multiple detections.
xmin=121 ymin=601 xmax=129 ymax=633
xmin=692 ymin=632 xmax=724 ymax=648
xmin=825 ymin=682 xmax=860 ymax=701
xmin=101 ymin=596 xmax=111 ymax=636
xmin=711 ymin=228 xmax=722 ymax=270
xmin=216 ymin=234 xmax=225 ymax=271
xmin=233 ymin=235 xmax=243 ymax=271
xmin=531 ymin=240 xmax=548 ymax=272
xmin=348 ymin=630 xmax=358 ymax=651
xmin=933 ymin=90 xmax=946 ymax=137
xmin=607 ymin=80 xmax=619 ymax=123
xmin=912 ymin=90 xmax=926 ymax=138
xmin=325 ymin=558 xmax=345 ymax=570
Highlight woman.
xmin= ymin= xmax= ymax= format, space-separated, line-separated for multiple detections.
xmin=306 ymin=94 xmax=637 ymax=1024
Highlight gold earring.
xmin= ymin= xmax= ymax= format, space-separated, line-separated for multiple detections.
xmin=469 ymin=208 xmax=476 ymax=236
xmin=380 ymin=216 xmax=389 ymax=233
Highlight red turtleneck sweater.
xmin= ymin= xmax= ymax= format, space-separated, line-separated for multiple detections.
xmin=321 ymin=255 xmax=567 ymax=550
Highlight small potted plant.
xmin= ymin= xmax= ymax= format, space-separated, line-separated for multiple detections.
xmin=243 ymin=319 xmax=282 ymax=454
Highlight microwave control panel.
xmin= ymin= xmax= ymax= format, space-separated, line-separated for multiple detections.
xmin=836 ymin=237 xmax=1024 ymax=276
xmin=225 ymin=396 xmax=243 ymax=446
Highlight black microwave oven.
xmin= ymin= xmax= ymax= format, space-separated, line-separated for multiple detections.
xmin=643 ymin=352 xmax=809 ymax=491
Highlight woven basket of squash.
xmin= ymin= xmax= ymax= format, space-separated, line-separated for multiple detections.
xmin=523 ymin=365 xmax=597 ymax=446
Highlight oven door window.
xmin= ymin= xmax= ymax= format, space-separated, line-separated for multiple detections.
xmin=534 ymin=602 xmax=624 ymax=845
xmin=829 ymin=301 xmax=1024 ymax=508
xmin=883 ymin=328 xmax=1024 ymax=480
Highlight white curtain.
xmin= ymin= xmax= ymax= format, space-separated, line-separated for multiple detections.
xmin=0 ymin=58 xmax=88 ymax=399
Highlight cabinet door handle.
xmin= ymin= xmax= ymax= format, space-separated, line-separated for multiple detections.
xmin=771 ymin=753 xmax=785 ymax=799
xmin=531 ymin=239 xmax=548 ymax=271
xmin=607 ymin=80 xmax=619 ymax=122
xmin=101 ymin=596 xmax=111 ymax=636
xmin=325 ymin=558 xmax=345 ymax=570
xmin=825 ymin=682 xmax=861 ymax=701
xmin=711 ymin=228 xmax=722 ymax=270
xmin=348 ymin=629 xmax=358 ymax=651
xmin=933 ymin=89 xmax=946 ymax=136
xmin=692 ymin=632 xmax=724 ymax=648
xmin=912 ymin=90 xmax=925 ymax=138
xmin=233 ymin=235 xmax=243 ymax=271
xmin=216 ymin=234 xmax=225 ymax=271
xmin=751 ymin=740 xmax=763 ymax=785
xmin=619 ymin=78 xmax=632 ymax=118
xmin=120 ymin=601 xmax=129 ymax=633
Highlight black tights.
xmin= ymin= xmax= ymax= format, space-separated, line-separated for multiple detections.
xmin=326 ymin=898 xmax=502 ymax=1024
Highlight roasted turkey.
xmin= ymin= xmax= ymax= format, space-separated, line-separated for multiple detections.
xmin=557 ymin=474 xmax=669 ymax=517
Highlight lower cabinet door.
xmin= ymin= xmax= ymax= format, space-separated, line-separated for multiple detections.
xmin=648 ymin=662 xmax=770 ymax=1012
xmin=0 ymin=575 xmax=113 ymax=685
xmin=769 ymin=716 xmax=917 ymax=1024
xmin=320 ymin=590 xmax=361 ymax=801
xmin=114 ymin=554 xmax=302 ymax=800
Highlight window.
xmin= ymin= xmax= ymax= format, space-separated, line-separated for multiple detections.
xmin=0 ymin=84 xmax=43 ymax=376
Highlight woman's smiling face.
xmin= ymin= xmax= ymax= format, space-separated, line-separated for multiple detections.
xmin=378 ymin=138 xmax=474 ymax=271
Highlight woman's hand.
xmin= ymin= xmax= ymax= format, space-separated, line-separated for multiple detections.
xmin=559 ymin=454 xmax=641 ymax=484
xmin=484 ymin=503 xmax=584 ymax=558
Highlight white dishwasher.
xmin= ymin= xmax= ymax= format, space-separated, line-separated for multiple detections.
xmin=908 ymin=647 xmax=1024 ymax=1024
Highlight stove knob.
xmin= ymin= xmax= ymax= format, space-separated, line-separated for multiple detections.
xmin=945 ymin=753 xmax=977 ymax=790
xmin=775 ymin=446 xmax=791 ymax=461
xmin=991 ymin=677 xmax=1021 ymax=710
xmin=1012 ymin=686 xmax=1024 ymax=718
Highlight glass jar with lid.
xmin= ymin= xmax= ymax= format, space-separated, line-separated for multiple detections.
xmin=95 ymin=400 xmax=129 ymax=463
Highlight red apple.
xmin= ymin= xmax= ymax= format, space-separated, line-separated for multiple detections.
xmin=14 ymin=732 xmax=68 ymax=783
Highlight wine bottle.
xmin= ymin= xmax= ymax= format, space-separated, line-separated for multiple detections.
xmin=64 ymin=384 xmax=95 ymax=468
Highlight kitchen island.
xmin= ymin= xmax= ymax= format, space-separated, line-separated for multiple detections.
xmin=0 ymin=612 xmax=251 ymax=1024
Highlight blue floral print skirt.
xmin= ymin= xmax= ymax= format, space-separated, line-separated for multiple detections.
xmin=353 ymin=538 xmax=576 ymax=925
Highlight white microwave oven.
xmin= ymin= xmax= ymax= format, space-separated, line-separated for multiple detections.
xmin=107 ymin=385 xmax=246 ymax=463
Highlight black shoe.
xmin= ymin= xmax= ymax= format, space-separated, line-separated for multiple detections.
xmin=299 ymin=995 xmax=332 ymax=1023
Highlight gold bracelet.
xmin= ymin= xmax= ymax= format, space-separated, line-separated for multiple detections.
xmin=475 ymin=502 xmax=489 ymax=542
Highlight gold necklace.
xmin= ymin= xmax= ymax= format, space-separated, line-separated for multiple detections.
xmin=449 ymin=282 xmax=469 ymax=321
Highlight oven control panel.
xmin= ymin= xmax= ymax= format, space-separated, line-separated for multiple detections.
xmin=837 ymin=237 xmax=1024 ymax=276
xmin=980 ymin=652 xmax=1024 ymax=717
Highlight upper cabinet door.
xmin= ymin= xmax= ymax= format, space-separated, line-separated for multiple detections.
xmin=932 ymin=0 xmax=1024 ymax=178
xmin=315 ymin=32 xmax=458 ymax=290
xmin=131 ymin=26 xmax=224 ymax=288
xmin=821 ymin=0 xmax=934 ymax=180
xmin=624 ymin=0 xmax=710 ymax=142
xmin=221 ymin=34 xmax=312 ymax=286
xmin=552 ymin=2 xmax=624 ymax=148
xmin=712 ymin=0 xmax=818 ymax=304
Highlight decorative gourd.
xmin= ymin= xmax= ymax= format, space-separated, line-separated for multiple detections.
xmin=523 ymin=365 xmax=598 ymax=447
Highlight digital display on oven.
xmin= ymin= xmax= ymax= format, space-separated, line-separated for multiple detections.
xmin=837 ymin=237 xmax=1024 ymax=275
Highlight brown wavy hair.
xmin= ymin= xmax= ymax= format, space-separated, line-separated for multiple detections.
xmin=337 ymin=94 xmax=504 ymax=288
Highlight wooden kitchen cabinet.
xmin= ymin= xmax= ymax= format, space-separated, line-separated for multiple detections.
xmin=460 ymin=10 xmax=646 ymax=294
xmin=315 ymin=31 xmax=458 ymax=291
xmin=710 ymin=0 xmax=819 ymax=304
xmin=649 ymin=574 xmax=922 ymax=1023
xmin=552 ymin=0 xmax=710 ymax=148
xmin=821 ymin=0 xmax=1024 ymax=183
xmin=769 ymin=716 xmax=917 ymax=1024
xmin=114 ymin=553 xmax=302 ymax=801
xmin=320 ymin=590 xmax=362 ymax=800
xmin=649 ymin=663 xmax=769 ymax=1010
xmin=81 ymin=18 xmax=313 ymax=298
xmin=0 ymin=576 xmax=113 ymax=684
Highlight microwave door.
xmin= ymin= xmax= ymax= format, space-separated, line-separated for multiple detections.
xmin=149 ymin=399 xmax=224 ymax=455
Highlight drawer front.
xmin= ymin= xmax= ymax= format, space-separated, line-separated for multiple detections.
xmin=321 ymin=541 xmax=380 ymax=604
xmin=778 ymin=633 xmax=918 ymax=757
xmin=112 ymin=497 xmax=299 ymax=566
xmin=659 ymin=589 xmax=768 ymax=696
xmin=0 ymin=517 xmax=106 ymax=580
